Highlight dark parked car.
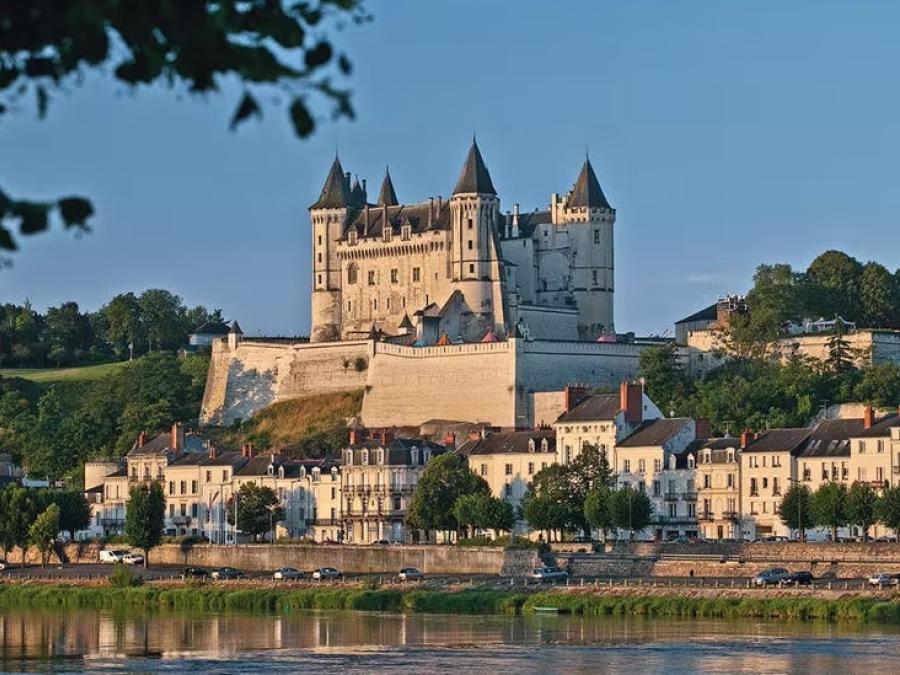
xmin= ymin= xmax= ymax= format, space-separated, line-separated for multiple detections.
xmin=529 ymin=566 xmax=568 ymax=582
xmin=752 ymin=568 xmax=790 ymax=586
xmin=781 ymin=571 xmax=814 ymax=586
xmin=181 ymin=567 xmax=209 ymax=580
xmin=211 ymin=567 xmax=245 ymax=580
xmin=397 ymin=567 xmax=424 ymax=581
xmin=273 ymin=567 xmax=304 ymax=580
xmin=312 ymin=567 xmax=344 ymax=580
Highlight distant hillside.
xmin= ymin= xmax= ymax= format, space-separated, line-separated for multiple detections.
xmin=204 ymin=389 xmax=363 ymax=459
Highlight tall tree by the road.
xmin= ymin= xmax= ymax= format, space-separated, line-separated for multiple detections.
xmin=125 ymin=482 xmax=165 ymax=568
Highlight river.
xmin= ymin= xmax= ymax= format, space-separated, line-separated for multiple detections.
xmin=0 ymin=608 xmax=898 ymax=673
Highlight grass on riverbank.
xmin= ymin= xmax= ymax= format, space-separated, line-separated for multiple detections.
xmin=2 ymin=584 xmax=900 ymax=623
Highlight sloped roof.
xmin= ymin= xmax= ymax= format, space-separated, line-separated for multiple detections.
xmin=345 ymin=437 xmax=447 ymax=466
xmin=506 ymin=209 xmax=552 ymax=238
xmin=676 ymin=303 xmax=718 ymax=325
xmin=460 ymin=429 xmax=556 ymax=456
xmin=229 ymin=320 xmax=243 ymax=334
xmin=193 ymin=320 xmax=229 ymax=335
xmin=798 ymin=418 xmax=867 ymax=458
xmin=310 ymin=156 xmax=349 ymax=210
xmin=568 ymin=158 xmax=611 ymax=210
xmin=743 ymin=428 xmax=811 ymax=455
xmin=346 ymin=200 xmax=450 ymax=239
xmin=857 ymin=413 xmax=900 ymax=438
xmin=377 ymin=168 xmax=399 ymax=206
xmin=617 ymin=418 xmax=692 ymax=447
xmin=453 ymin=139 xmax=496 ymax=196
xmin=556 ymin=393 xmax=621 ymax=423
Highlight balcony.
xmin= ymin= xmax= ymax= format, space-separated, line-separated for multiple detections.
xmin=663 ymin=492 xmax=680 ymax=501
xmin=171 ymin=515 xmax=192 ymax=526
xmin=655 ymin=515 xmax=697 ymax=525
xmin=723 ymin=510 xmax=739 ymax=521
xmin=697 ymin=511 xmax=714 ymax=522
xmin=683 ymin=491 xmax=698 ymax=501
xmin=893 ymin=465 xmax=900 ymax=475
xmin=100 ymin=518 xmax=125 ymax=528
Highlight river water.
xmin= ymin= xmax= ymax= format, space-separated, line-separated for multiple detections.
xmin=0 ymin=608 xmax=898 ymax=673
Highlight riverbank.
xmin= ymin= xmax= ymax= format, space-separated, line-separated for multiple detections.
xmin=2 ymin=582 xmax=900 ymax=623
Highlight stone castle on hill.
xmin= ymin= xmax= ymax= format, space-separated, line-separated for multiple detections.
xmin=310 ymin=139 xmax=615 ymax=344
xmin=201 ymin=141 xmax=657 ymax=428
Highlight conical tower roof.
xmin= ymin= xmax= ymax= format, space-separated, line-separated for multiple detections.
xmin=310 ymin=156 xmax=349 ymax=209
xmin=229 ymin=320 xmax=243 ymax=335
xmin=452 ymin=138 xmax=496 ymax=196
xmin=568 ymin=157 xmax=611 ymax=209
xmin=377 ymin=167 xmax=399 ymax=206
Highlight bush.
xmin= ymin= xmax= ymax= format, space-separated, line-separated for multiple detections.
xmin=456 ymin=535 xmax=548 ymax=552
xmin=109 ymin=563 xmax=144 ymax=588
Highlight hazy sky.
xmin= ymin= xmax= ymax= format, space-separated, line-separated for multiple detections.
xmin=3 ymin=0 xmax=900 ymax=337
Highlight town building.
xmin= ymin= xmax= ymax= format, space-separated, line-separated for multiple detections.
xmin=694 ymin=438 xmax=741 ymax=540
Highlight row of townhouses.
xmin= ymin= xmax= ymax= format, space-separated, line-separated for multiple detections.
xmin=84 ymin=387 xmax=900 ymax=543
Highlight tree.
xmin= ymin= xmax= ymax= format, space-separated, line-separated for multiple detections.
xmin=138 ymin=290 xmax=186 ymax=351
xmin=452 ymin=493 xmax=514 ymax=538
xmin=227 ymin=482 xmax=283 ymax=542
xmin=45 ymin=302 xmax=93 ymax=366
xmin=860 ymin=262 xmax=900 ymax=328
xmin=639 ymin=344 xmax=690 ymax=414
xmin=846 ymin=482 xmax=880 ymax=541
xmin=811 ymin=481 xmax=849 ymax=541
xmin=569 ymin=443 xmax=613 ymax=496
xmin=1 ymin=0 xmax=369 ymax=254
xmin=0 ymin=485 xmax=33 ymax=565
xmin=608 ymin=487 xmax=653 ymax=539
xmin=876 ymin=485 xmax=900 ymax=536
xmin=51 ymin=490 xmax=92 ymax=541
xmin=125 ymin=482 xmax=165 ymax=568
xmin=484 ymin=497 xmax=515 ymax=534
xmin=101 ymin=293 xmax=145 ymax=357
xmin=521 ymin=464 xmax=583 ymax=540
xmin=452 ymin=493 xmax=486 ymax=539
xmin=854 ymin=364 xmax=900 ymax=408
xmin=824 ymin=318 xmax=855 ymax=374
xmin=584 ymin=485 xmax=613 ymax=540
xmin=521 ymin=493 xmax=569 ymax=543
xmin=806 ymin=250 xmax=864 ymax=322
xmin=777 ymin=482 xmax=813 ymax=540
xmin=28 ymin=503 xmax=60 ymax=567
xmin=405 ymin=453 xmax=489 ymax=539
xmin=727 ymin=263 xmax=807 ymax=352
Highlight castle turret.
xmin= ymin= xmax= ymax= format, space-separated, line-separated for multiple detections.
xmin=309 ymin=155 xmax=349 ymax=342
xmin=563 ymin=156 xmax=616 ymax=338
xmin=377 ymin=167 xmax=398 ymax=206
xmin=449 ymin=139 xmax=505 ymax=340
xmin=227 ymin=320 xmax=243 ymax=349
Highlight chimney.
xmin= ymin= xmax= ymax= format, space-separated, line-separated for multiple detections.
xmin=694 ymin=418 xmax=711 ymax=440
xmin=620 ymin=381 xmax=643 ymax=424
xmin=429 ymin=197 xmax=434 ymax=226
xmin=437 ymin=195 xmax=442 ymax=213
xmin=564 ymin=383 xmax=589 ymax=412
xmin=361 ymin=178 xmax=367 ymax=201
xmin=381 ymin=430 xmax=395 ymax=445
xmin=864 ymin=404 xmax=875 ymax=430
xmin=138 ymin=432 xmax=146 ymax=448
xmin=740 ymin=429 xmax=755 ymax=449
xmin=469 ymin=429 xmax=481 ymax=442
xmin=443 ymin=432 xmax=456 ymax=450
xmin=349 ymin=428 xmax=358 ymax=446
xmin=511 ymin=203 xmax=520 ymax=238
xmin=171 ymin=423 xmax=184 ymax=453
xmin=208 ymin=444 xmax=218 ymax=460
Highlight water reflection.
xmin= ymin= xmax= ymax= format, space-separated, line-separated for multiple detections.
xmin=1 ymin=609 xmax=899 ymax=673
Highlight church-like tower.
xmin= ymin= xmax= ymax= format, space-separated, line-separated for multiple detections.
xmin=448 ymin=139 xmax=505 ymax=339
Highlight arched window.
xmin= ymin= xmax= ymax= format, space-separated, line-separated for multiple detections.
xmin=347 ymin=263 xmax=358 ymax=285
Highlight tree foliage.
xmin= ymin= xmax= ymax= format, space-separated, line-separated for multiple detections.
xmin=810 ymin=481 xmax=849 ymax=541
xmin=405 ymin=453 xmax=489 ymax=537
xmin=0 ymin=0 xmax=370 ymax=253
xmin=876 ymin=485 xmax=900 ymax=534
xmin=608 ymin=487 xmax=653 ymax=538
xmin=583 ymin=485 xmax=613 ymax=537
xmin=452 ymin=493 xmax=514 ymax=537
xmin=28 ymin=503 xmax=60 ymax=567
xmin=124 ymin=481 xmax=165 ymax=567
xmin=227 ymin=482 xmax=283 ymax=541
xmin=846 ymin=481 xmax=880 ymax=541
xmin=777 ymin=482 xmax=813 ymax=539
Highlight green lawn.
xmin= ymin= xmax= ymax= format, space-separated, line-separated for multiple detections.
xmin=0 ymin=361 xmax=129 ymax=383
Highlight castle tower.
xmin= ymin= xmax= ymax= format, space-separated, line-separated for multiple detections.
xmin=449 ymin=139 xmax=505 ymax=339
xmin=377 ymin=167 xmax=398 ymax=206
xmin=562 ymin=157 xmax=616 ymax=338
xmin=309 ymin=155 xmax=350 ymax=342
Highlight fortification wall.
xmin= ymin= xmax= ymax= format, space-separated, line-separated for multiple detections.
xmin=200 ymin=339 xmax=372 ymax=425
xmin=517 ymin=340 xmax=643 ymax=398
xmin=360 ymin=341 xmax=518 ymax=427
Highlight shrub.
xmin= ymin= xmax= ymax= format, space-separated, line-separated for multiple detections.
xmin=109 ymin=563 xmax=144 ymax=588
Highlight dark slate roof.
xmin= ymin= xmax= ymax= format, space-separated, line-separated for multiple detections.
xmin=505 ymin=210 xmax=552 ymax=239
xmin=310 ymin=156 xmax=350 ymax=209
xmin=690 ymin=438 xmax=740 ymax=463
xmin=398 ymin=313 xmax=414 ymax=330
xmin=567 ymin=158 xmax=612 ymax=210
xmin=460 ymin=429 xmax=556 ymax=456
xmin=229 ymin=320 xmax=243 ymax=334
xmin=346 ymin=437 xmax=448 ymax=466
xmin=452 ymin=139 xmax=496 ymax=196
xmin=193 ymin=320 xmax=229 ymax=335
xmin=743 ymin=428 xmax=811 ymax=455
xmin=345 ymin=200 xmax=450 ymax=240
xmin=858 ymin=413 xmax=900 ymax=438
xmin=798 ymin=418 xmax=868 ymax=458
xmin=617 ymin=418 xmax=692 ymax=447
xmin=556 ymin=393 xmax=621 ymax=423
xmin=108 ymin=468 xmax=128 ymax=478
xmin=128 ymin=431 xmax=177 ymax=456
xmin=676 ymin=303 xmax=718 ymax=325
xmin=377 ymin=168 xmax=399 ymax=206
xmin=350 ymin=177 xmax=366 ymax=208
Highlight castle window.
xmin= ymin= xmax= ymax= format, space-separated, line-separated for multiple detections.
xmin=373 ymin=298 xmax=378 ymax=311
xmin=317 ymin=252 xmax=322 ymax=263
xmin=412 ymin=267 xmax=421 ymax=282
xmin=402 ymin=297 xmax=406 ymax=308
xmin=468 ymin=264 xmax=474 ymax=274
xmin=317 ymin=274 xmax=322 ymax=285
xmin=368 ymin=270 xmax=376 ymax=285
xmin=348 ymin=230 xmax=357 ymax=245
xmin=594 ymin=230 xmax=600 ymax=244
xmin=467 ymin=240 xmax=473 ymax=250
xmin=390 ymin=268 xmax=399 ymax=284
xmin=402 ymin=225 xmax=411 ymax=240
xmin=592 ymin=270 xmax=598 ymax=285
xmin=318 ymin=235 xmax=322 ymax=245
xmin=347 ymin=263 xmax=358 ymax=285
xmin=383 ymin=226 xmax=392 ymax=242
xmin=467 ymin=218 xmax=473 ymax=229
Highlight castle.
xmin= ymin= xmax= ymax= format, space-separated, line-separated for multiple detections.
xmin=310 ymin=139 xmax=616 ymax=344
xmin=201 ymin=141 xmax=654 ymax=428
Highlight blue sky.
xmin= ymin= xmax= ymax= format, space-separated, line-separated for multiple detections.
xmin=3 ymin=0 xmax=900 ymax=337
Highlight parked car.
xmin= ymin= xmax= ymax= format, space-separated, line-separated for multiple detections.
xmin=781 ymin=571 xmax=814 ymax=586
xmin=372 ymin=539 xmax=390 ymax=545
xmin=99 ymin=549 xmax=128 ymax=564
xmin=753 ymin=536 xmax=790 ymax=543
xmin=181 ymin=567 xmax=209 ymax=580
xmin=121 ymin=552 xmax=144 ymax=566
xmin=273 ymin=567 xmax=304 ymax=580
xmin=0 ymin=560 xmax=6 ymax=571
xmin=529 ymin=566 xmax=568 ymax=582
xmin=875 ymin=536 xmax=899 ymax=543
xmin=868 ymin=573 xmax=900 ymax=587
xmin=666 ymin=536 xmax=692 ymax=545
xmin=397 ymin=567 xmax=424 ymax=581
xmin=752 ymin=568 xmax=790 ymax=586
xmin=211 ymin=567 xmax=245 ymax=580
xmin=312 ymin=567 xmax=343 ymax=580
xmin=572 ymin=534 xmax=592 ymax=543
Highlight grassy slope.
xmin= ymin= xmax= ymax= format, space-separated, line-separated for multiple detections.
xmin=0 ymin=361 xmax=128 ymax=383
xmin=204 ymin=389 xmax=364 ymax=452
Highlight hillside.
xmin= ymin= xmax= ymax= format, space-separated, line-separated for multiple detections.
xmin=0 ymin=362 xmax=129 ymax=384
xmin=204 ymin=389 xmax=364 ymax=458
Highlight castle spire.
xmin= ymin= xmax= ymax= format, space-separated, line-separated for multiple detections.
xmin=377 ymin=166 xmax=399 ymax=206
xmin=568 ymin=156 xmax=611 ymax=210
xmin=310 ymin=155 xmax=349 ymax=209
xmin=452 ymin=138 xmax=496 ymax=196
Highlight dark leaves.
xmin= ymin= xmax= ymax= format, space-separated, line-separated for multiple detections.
xmin=0 ymin=226 xmax=15 ymax=251
xmin=58 ymin=197 xmax=94 ymax=228
xmin=36 ymin=86 xmax=49 ymax=118
xmin=24 ymin=58 xmax=57 ymax=79
xmin=304 ymin=42 xmax=333 ymax=68
xmin=289 ymin=98 xmax=315 ymax=138
xmin=17 ymin=202 xmax=50 ymax=234
xmin=0 ymin=66 xmax=18 ymax=90
xmin=338 ymin=54 xmax=352 ymax=75
xmin=230 ymin=92 xmax=262 ymax=130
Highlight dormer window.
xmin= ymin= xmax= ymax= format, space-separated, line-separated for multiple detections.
xmin=410 ymin=448 xmax=419 ymax=466
xmin=423 ymin=449 xmax=431 ymax=463
xmin=361 ymin=449 xmax=369 ymax=465
xmin=348 ymin=230 xmax=358 ymax=245
xmin=377 ymin=449 xmax=385 ymax=465
xmin=278 ymin=466 xmax=285 ymax=479
xmin=540 ymin=438 xmax=549 ymax=452
xmin=688 ymin=455 xmax=696 ymax=469
xmin=299 ymin=467 xmax=307 ymax=479
xmin=528 ymin=439 xmax=536 ymax=453
xmin=383 ymin=226 xmax=392 ymax=242
xmin=345 ymin=450 xmax=353 ymax=466
xmin=402 ymin=224 xmax=411 ymax=240
xmin=312 ymin=468 xmax=320 ymax=483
